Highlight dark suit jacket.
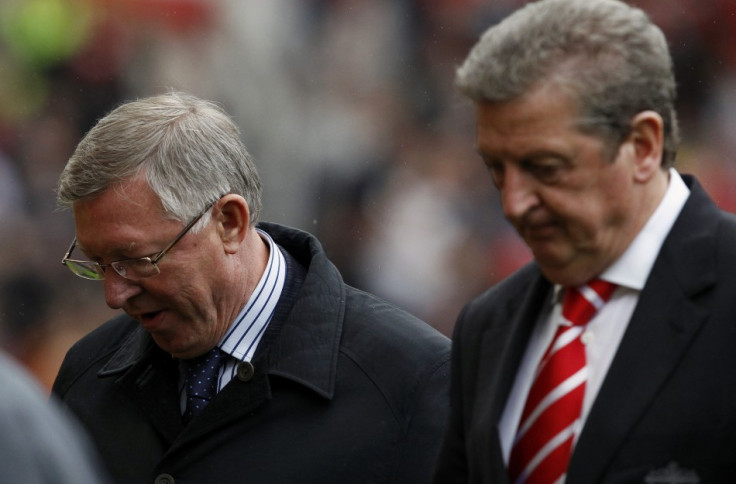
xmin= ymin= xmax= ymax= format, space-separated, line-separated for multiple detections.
xmin=53 ymin=222 xmax=451 ymax=484
xmin=433 ymin=175 xmax=736 ymax=483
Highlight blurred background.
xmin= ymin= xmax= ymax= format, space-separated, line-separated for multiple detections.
xmin=1 ymin=0 xmax=735 ymax=391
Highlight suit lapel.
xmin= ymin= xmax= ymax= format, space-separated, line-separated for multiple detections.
xmin=570 ymin=271 xmax=708 ymax=482
xmin=480 ymin=274 xmax=553 ymax=422
xmin=570 ymin=176 xmax=718 ymax=482
xmin=472 ymin=269 xmax=553 ymax=482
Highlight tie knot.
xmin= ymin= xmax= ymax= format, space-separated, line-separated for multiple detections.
xmin=562 ymin=279 xmax=617 ymax=327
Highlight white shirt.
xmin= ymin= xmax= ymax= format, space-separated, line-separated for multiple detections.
xmin=499 ymin=168 xmax=690 ymax=462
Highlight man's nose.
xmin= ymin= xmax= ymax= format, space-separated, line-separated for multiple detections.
xmin=103 ymin=271 xmax=142 ymax=309
xmin=500 ymin=167 xmax=539 ymax=221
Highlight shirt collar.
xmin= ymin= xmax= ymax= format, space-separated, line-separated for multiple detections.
xmin=218 ymin=229 xmax=286 ymax=362
xmin=601 ymin=168 xmax=690 ymax=290
xmin=551 ymin=168 xmax=690 ymax=298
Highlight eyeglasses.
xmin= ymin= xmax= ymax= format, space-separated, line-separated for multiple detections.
xmin=61 ymin=202 xmax=215 ymax=281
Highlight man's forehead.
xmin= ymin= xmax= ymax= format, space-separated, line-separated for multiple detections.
xmin=76 ymin=178 xmax=164 ymax=215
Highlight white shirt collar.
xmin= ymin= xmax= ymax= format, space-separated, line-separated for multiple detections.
xmin=601 ymin=168 xmax=689 ymax=290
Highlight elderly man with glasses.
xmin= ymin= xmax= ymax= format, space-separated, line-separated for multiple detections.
xmin=53 ymin=92 xmax=450 ymax=484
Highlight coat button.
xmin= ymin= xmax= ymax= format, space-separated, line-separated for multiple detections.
xmin=154 ymin=474 xmax=175 ymax=484
xmin=236 ymin=361 xmax=255 ymax=382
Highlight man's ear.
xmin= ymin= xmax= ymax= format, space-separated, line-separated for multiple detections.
xmin=627 ymin=110 xmax=664 ymax=183
xmin=215 ymin=195 xmax=250 ymax=253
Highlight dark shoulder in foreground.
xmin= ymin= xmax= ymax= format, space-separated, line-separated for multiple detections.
xmin=0 ymin=352 xmax=109 ymax=483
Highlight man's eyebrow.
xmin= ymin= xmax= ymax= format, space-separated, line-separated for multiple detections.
xmin=475 ymin=148 xmax=564 ymax=162
xmin=75 ymin=241 xmax=140 ymax=259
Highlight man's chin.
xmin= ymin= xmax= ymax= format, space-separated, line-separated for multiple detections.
xmin=150 ymin=334 xmax=190 ymax=359
xmin=529 ymin=241 xmax=565 ymax=266
xmin=537 ymin=257 xmax=602 ymax=287
xmin=532 ymin=248 xmax=579 ymax=285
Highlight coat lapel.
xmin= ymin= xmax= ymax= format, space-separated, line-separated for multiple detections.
xmin=569 ymin=176 xmax=718 ymax=482
xmin=164 ymin=367 xmax=272 ymax=459
xmin=104 ymin=331 xmax=184 ymax=444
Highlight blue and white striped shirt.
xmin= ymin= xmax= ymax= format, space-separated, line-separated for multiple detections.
xmin=217 ymin=229 xmax=286 ymax=386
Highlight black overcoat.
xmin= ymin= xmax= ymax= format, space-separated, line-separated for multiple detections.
xmin=53 ymin=223 xmax=451 ymax=484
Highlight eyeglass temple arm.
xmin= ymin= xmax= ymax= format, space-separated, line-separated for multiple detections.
xmin=61 ymin=238 xmax=77 ymax=264
xmin=150 ymin=210 xmax=207 ymax=264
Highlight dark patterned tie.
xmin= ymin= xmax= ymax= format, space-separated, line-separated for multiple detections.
xmin=181 ymin=347 xmax=223 ymax=424
xmin=508 ymin=279 xmax=617 ymax=484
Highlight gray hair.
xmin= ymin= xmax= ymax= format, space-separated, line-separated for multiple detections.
xmin=57 ymin=92 xmax=262 ymax=228
xmin=456 ymin=0 xmax=679 ymax=167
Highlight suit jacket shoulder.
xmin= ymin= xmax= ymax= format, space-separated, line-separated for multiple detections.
xmin=455 ymin=262 xmax=548 ymax=340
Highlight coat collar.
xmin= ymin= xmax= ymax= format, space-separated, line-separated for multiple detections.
xmin=253 ymin=222 xmax=345 ymax=400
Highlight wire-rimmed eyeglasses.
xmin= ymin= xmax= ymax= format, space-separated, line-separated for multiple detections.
xmin=61 ymin=202 xmax=216 ymax=281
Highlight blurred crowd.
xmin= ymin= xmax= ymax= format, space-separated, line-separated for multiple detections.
xmin=1 ymin=0 xmax=736 ymax=390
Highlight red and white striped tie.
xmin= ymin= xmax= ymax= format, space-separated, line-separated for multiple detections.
xmin=508 ymin=279 xmax=617 ymax=484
